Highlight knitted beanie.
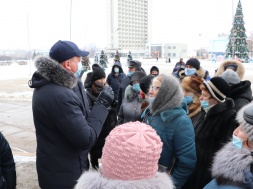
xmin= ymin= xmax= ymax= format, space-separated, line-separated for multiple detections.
xmin=131 ymin=71 xmax=146 ymax=83
xmin=181 ymin=76 xmax=203 ymax=97
xmin=102 ymin=121 xmax=163 ymax=181
xmin=186 ymin=58 xmax=200 ymax=70
xmin=91 ymin=67 xmax=106 ymax=83
xmin=140 ymin=75 xmax=155 ymax=94
xmin=236 ymin=103 xmax=253 ymax=142
xmin=203 ymin=77 xmax=230 ymax=102
xmin=220 ymin=70 xmax=240 ymax=85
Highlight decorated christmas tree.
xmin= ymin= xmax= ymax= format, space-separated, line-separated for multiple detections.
xmin=225 ymin=0 xmax=249 ymax=62
xmin=127 ymin=51 xmax=132 ymax=65
xmin=81 ymin=56 xmax=90 ymax=71
xmin=99 ymin=50 xmax=107 ymax=69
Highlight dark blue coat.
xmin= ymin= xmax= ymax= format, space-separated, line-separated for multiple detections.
xmin=29 ymin=57 xmax=109 ymax=189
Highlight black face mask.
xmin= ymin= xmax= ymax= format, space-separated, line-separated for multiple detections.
xmin=92 ymin=81 xmax=104 ymax=95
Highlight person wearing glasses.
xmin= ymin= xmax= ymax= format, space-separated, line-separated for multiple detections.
xmin=141 ymin=74 xmax=196 ymax=189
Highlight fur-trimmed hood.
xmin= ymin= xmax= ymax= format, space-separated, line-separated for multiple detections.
xmin=29 ymin=56 xmax=77 ymax=89
xmin=74 ymin=171 xmax=175 ymax=189
xmin=151 ymin=74 xmax=183 ymax=116
xmin=211 ymin=141 xmax=253 ymax=183
xmin=216 ymin=60 xmax=245 ymax=80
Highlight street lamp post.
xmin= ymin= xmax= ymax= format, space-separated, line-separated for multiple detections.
xmin=70 ymin=0 xmax=72 ymax=40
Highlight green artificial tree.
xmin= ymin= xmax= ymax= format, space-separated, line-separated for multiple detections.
xmin=99 ymin=50 xmax=107 ymax=69
xmin=94 ymin=54 xmax=98 ymax=64
xmin=225 ymin=0 xmax=249 ymax=62
xmin=81 ymin=56 xmax=90 ymax=71
xmin=127 ymin=51 xmax=132 ymax=65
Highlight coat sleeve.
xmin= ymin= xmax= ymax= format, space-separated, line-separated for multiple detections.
xmin=51 ymin=92 xmax=109 ymax=150
xmin=0 ymin=132 xmax=16 ymax=189
xmin=117 ymin=102 xmax=124 ymax=125
xmin=171 ymin=116 xmax=197 ymax=189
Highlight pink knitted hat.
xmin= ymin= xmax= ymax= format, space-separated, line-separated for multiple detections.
xmin=101 ymin=121 xmax=163 ymax=181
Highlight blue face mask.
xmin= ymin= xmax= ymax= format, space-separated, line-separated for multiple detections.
xmin=200 ymin=100 xmax=209 ymax=109
xmin=185 ymin=68 xmax=196 ymax=76
xmin=114 ymin=68 xmax=119 ymax=73
xmin=128 ymin=71 xmax=134 ymax=76
xmin=232 ymin=134 xmax=244 ymax=149
xmin=75 ymin=62 xmax=83 ymax=77
xmin=149 ymin=97 xmax=155 ymax=105
xmin=132 ymin=83 xmax=140 ymax=93
xmin=184 ymin=96 xmax=193 ymax=105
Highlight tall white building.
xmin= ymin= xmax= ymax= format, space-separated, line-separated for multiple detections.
xmin=107 ymin=0 xmax=149 ymax=57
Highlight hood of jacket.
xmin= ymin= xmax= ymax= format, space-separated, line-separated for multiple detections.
xmin=211 ymin=141 xmax=253 ymax=183
xmin=216 ymin=60 xmax=245 ymax=80
xmin=230 ymin=80 xmax=252 ymax=101
xmin=151 ymin=74 xmax=183 ymax=116
xmin=29 ymin=56 xmax=77 ymax=89
xmin=111 ymin=62 xmax=124 ymax=74
xmin=74 ymin=171 xmax=175 ymax=189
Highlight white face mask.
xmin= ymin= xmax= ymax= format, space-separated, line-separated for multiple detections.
xmin=114 ymin=67 xmax=119 ymax=73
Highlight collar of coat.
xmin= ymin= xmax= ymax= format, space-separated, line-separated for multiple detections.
xmin=74 ymin=171 xmax=175 ymax=189
xmin=211 ymin=141 xmax=253 ymax=183
xmin=34 ymin=56 xmax=77 ymax=89
xmin=206 ymin=98 xmax=235 ymax=117
xmin=124 ymin=85 xmax=142 ymax=102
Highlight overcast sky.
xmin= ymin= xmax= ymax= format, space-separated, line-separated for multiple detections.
xmin=0 ymin=0 xmax=253 ymax=51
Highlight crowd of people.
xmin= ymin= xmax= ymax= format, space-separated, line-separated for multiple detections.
xmin=1 ymin=40 xmax=253 ymax=189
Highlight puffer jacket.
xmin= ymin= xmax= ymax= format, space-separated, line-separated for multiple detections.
xmin=74 ymin=171 xmax=175 ymax=189
xmin=0 ymin=132 xmax=16 ymax=189
xmin=29 ymin=56 xmax=109 ymax=189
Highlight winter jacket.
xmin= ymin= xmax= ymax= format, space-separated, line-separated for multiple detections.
xmin=86 ymin=88 xmax=117 ymax=164
xmin=182 ymin=98 xmax=239 ymax=189
xmin=118 ymin=85 xmax=143 ymax=124
xmin=0 ymin=132 xmax=16 ymax=189
xmin=106 ymin=62 xmax=126 ymax=101
xmin=141 ymin=75 xmax=196 ymax=189
xmin=229 ymin=80 xmax=252 ymax=112
xmin=74 ymin=171 xmax=175 ymax=189
xmin=29 ymin=56 xmax=109 ymax=189
xmin=204 ymin=142 xmax=253 ymax=189
xmin=117 ymin=76 xmax=131 ymax=112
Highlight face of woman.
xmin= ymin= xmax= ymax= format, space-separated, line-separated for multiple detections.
xmin=199 ymin=89 xmax=218 ymax=106
xmin=233 ymin=126 xmax=253 ymax=149
xmin=149 ymin=78 xmax=161 ymax=98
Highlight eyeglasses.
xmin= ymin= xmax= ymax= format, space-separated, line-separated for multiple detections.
xmin=149 ymin=86 xmax=160 ymax=92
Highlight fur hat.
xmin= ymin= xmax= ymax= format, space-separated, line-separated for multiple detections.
xmin=203 ymin=77 xmax=230 ymax=102
xmin=181 ymin=76 xmax=203 ymax=97
xmin=128 ymin=60 xmax=141 ymax=68
xmin=186 ymin=58 xmax=200 ymax=70
xmin=220 ymin=70 xmax=240 ymax=85
xmin=140 ymin=75 xmax=155 ymax=94
xmin=101 ymin=121 xmax=163 ymax=181
xmin=130 ymin=71 xmax=146 ymax=84
xmin=236 ymin=103 xmax=253 ymax=143
xmin=216 ymin=60 xmax=245 ymax=80
xmin=91 ymin=67 xmax=106 ymax=83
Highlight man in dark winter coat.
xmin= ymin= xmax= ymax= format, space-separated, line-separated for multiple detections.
xmin=106 ymin=61 xmax=126 ymax=101
xmin=86 ymin=67 xmax=117 ymax=170
xmin=117 ymin=60 xmax=145 ymax=112
xmin=0 ymin=132 xmax=16 ymax=189
xmin=28 ymin=40 xmax=114 ymax=189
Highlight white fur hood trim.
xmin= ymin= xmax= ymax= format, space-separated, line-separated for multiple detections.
xmin=74 ymin=171 xmax=175 ymax=189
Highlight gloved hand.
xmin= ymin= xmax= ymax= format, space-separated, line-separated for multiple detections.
xmin=95 ymin=85 xmax=114 ymax=109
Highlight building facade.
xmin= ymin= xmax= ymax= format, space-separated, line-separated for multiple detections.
xmin=107 ymin=0 xmax=148 ymax=57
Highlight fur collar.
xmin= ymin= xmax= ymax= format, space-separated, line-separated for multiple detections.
xmin=124 ymin=85 xmax=142 ymax=102
xmin=188 ymin=101 xmax=201 ymax=118
xmin=195 ymin=66 xmax=206 ymax=78
xmin=211 ymin=142 xmax=253 ymax=182
xmin=151 ymin=75 xmax=183 ymax=116
xmin=74 ymin=171 xmax=175 ymax=189
xmin=34 ymin=56 xmax=77 ymax=89
xmin=206 ymin=98 xmax=235 ymax=117
xmin=216 ymin=60 xmax=245 ymax=80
